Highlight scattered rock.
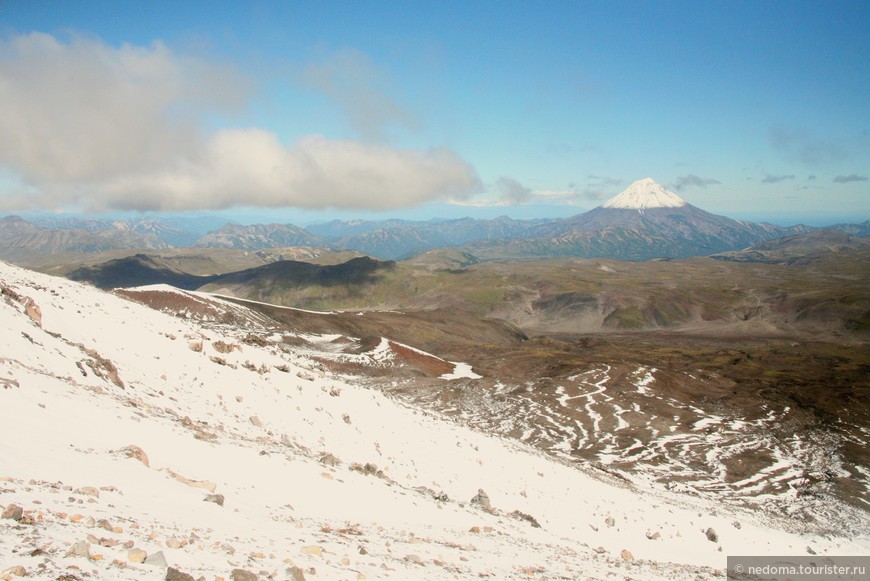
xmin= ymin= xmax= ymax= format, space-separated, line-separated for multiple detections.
xmin=66 ymin=540 xmax=91 ymax=559
xmin=123 ymin=445 xmax=150 ymax=467
xmin=231 ymin=569 xmax=258 ymax=581
xmin=593 ymin=546 xmax=606 ymax=554
xmin=212 ymin=340 xmax=237 ymax=354
xmin=605 ymin=515 xmax=615 ymax=527
xmin=509 ymin=510 xmax=541 ymax=528
xmin=620 ymin=549 xmax=634 ymax=560
xmin=404 ymin=554 xmax=423 ymax=565
xmin=705 ymin=527 xmax=718 ymax=543
xmin=166 ymin=567 xmax=197 ymax=581
xmin=166 ymin=538 xmax=184 ymax=549
xmin=204 ymin=493 xmax=225 ymax=507
xmin=23 ymin=297 xmax=42 ymax=327
xmin=249 ymin=416 xmax=263 ymax=428
xmin=807 ymin=546 xmax=817 ymax=555
xmin=163 ymin=468 xmax=217 ymax=492
xmin=287 ymin=566 xmax=306 ymax=581
xmin=75 ymin=486 xmax=100 ymax=497
xmin=319 ymin=453 xmax=341 ymax=467
xmin=2 ymin=504 xmax=23 ymax=521
xmin=732 ymin=520 xmax=742 ymax=530
xmin=470 ymin=488 xmax=491 ymax=511
xmin=128 ymin=549 xmax=147 ymax=563
xmin=646 ymin=531 xmax=661 ymax=540
xmin=144 ymin=551 xmax=169 ymax=568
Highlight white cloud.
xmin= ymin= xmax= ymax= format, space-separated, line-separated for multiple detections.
xmin=90 ymin=131 xmax=481 ymax=211
xmin=0 ymin=33 xmax=480 ymax=212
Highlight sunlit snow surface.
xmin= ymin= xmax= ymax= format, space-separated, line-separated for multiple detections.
xmin=0 ymin=262 xmax=867 ymax=580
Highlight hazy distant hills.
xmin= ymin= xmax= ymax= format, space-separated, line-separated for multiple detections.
xmin=193 ymin=222 xmax=322 ymax=250
xmin=712 ymin=229 xmax=870 ymax=264
xmin=1 ymin=178 xmax=868 ymax=263
xmin=195 ymin=216 xmax=547 ymax=259
xmin=0 ymin=215 xmax=169 ymax=262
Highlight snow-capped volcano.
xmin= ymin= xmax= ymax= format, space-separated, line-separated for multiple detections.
xmin=601 ymin=178 xmax=688 ymax=209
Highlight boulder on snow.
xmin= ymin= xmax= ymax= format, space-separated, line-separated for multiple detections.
xmin=470 ymin=488 xmax=491 ymax=510
xmin=231 ymin=569 xmax=258 ymax=581
xmin=144 ymin=550 xmax=169 ymax=568
xmin=66 ymin=540 xmax=91 ymax=559
xmin=204 ymin=493 xmax=225 ymax=507
xmin=165 ymin=567 xmax=196 ymax=581
xmin=123 ymin=444 xmax=150 ymax=467
xmin=2 ymin=504 xmax=23 ymax=521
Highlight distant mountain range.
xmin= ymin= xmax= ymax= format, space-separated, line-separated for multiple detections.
xmin=2 ymin=178 xmax=867 ymax=263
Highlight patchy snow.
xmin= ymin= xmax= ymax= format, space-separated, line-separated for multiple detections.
xmin=0 ymin=261 xmax=867 ymax=580
xmin=440 ymin=362 xmax=481 ymax=380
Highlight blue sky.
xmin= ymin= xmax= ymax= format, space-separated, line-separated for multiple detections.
xmin=1 ymin=1 xmax=868 ymax=225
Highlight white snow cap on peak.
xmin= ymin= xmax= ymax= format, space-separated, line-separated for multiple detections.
xmin=601 ymin=178 xmax=687 ymax=209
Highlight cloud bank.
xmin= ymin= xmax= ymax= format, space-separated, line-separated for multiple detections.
xmin=833 ymin=174 xmax=867 ymax=183
xmin=761 ymin=174 xmax=795 ymax=184
xmin=0 ymin=33 xmax=480 ymax=212
xmin=673 ymin=174 xmax=720 ymax=191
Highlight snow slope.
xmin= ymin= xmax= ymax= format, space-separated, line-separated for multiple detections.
xmin=601 ymin=178 xmax=688 ymax=209
xmin=0 ymin=261 xmax=866 ymax=580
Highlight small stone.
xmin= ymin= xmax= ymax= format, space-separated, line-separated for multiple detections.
xmin=144 ymin=551 xmax=169 ymax=568
xmin=470 ymin=488 xmax=491 ymax=510
xmin=404 ymin=554 xmax=423 ymax=565
xmin=166 ymin=567 xmax=196 ymax=581
xmin=358 ymin=545 xmax=368 ymax=555
xmin=300 ymin=545 xmax=322 ymax=557
xmin=66 ymin=540 xmax=91 ymax=559
xmin=468 ymin=526 xmax=481 ymax=533
xmin=605 ymin=515 xmax=615 ymax=527
xmin=76 ymin=486 xmax=100 ymax=497
xmin=231 ymin=569 xmax=258 ymax=581
xmin=807 ymin=546 xmax=817 ymax=555
xmin=249 ymin=416 xmax=263 ymax=428
xmin=69 ymin=514 xmax=84 ymax=523
xmin=166 ymin=538 xmax=183 ymax=549
xmin=287 ymin=566 xmax=306 ymax=581
xmin=204 ymin=494 xmax=225 ymax=507
xmin=128 ymin=549 xmax=147 ymax=563
xmin=2 ymin=504 xmax=23 ymax=521
xmin=705 ymin=527 xmax=718 ymax=543
xmin=646 ymin=531 xmax=661 ymax=540
xmin=620 ymin=549 xmax=634 ymax=560
xmin=732 ymin=520 xmax=742 ymax=530
xmin=593 ymin=546 xmax=606 ymax=554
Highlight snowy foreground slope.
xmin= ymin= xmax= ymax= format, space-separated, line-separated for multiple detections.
xmin=0 ymin=262 xmax=867 ymax=580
